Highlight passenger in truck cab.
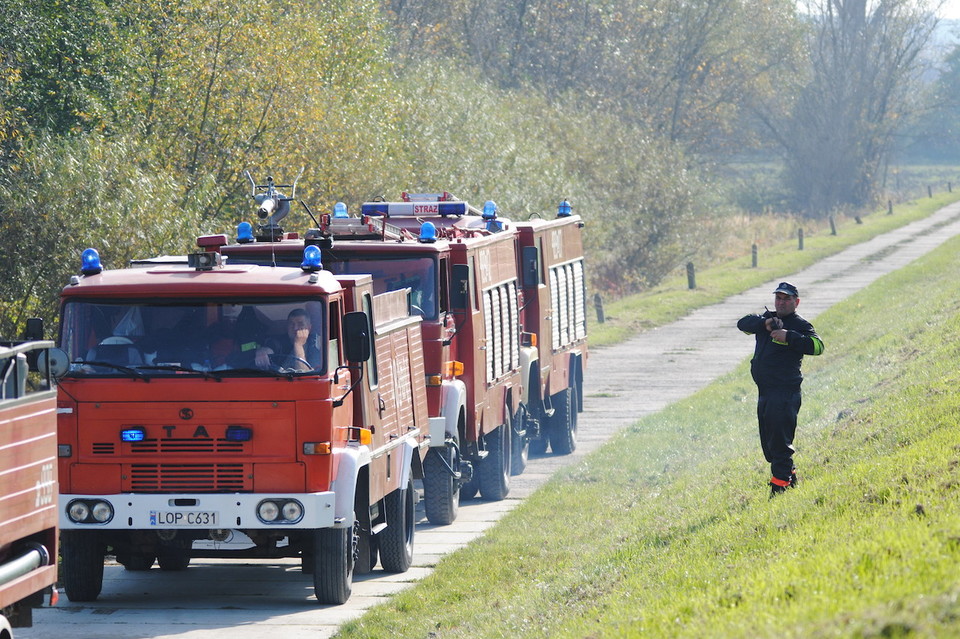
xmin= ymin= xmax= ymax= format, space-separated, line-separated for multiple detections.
xmin=254 ymin=308 xmax=321 ymax=371
xmin=194 ymin=321 xmax=242 ymax=371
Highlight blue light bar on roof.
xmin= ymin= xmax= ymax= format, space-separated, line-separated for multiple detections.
xmin=360 ymin=201 xmax=468 ymax=217
xmin=361 ymin=202 xmax=389 ymax=216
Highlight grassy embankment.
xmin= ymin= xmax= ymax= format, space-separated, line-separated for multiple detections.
xmin=591 ymin=191 xmax=960 ymax=347
xmin=338 ymin=192 xmax=960 ymax=638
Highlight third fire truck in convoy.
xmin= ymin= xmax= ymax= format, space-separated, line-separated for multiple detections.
xmin=54 ymin=246 xmax=428 ymax=604
xmin=205 ymin=183 xmax=588 ymax=526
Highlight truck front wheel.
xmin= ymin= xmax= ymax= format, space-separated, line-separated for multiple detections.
xmin=61 ymin=530 xmax=105 ymax=602
xmin=312 ymin=521 xmax=355 ymax=605
xmin=379 ymin=475 xmax=415 ymax=573
xmin=423 ymin=433 xmax=461 ymax=525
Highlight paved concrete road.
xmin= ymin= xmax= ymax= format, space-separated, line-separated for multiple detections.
xmin=21 ymin=201 xmax=960 ymax=639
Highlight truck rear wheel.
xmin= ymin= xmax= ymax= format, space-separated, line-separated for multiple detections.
xmin=61 ymin=530 xmax=105 ymax=602
xmin=479 ymin=415 xmax=512 ymax=501
xmin=379 ymin=475 xmax=415 ymax=573
xmin=158 ymin=549 xmax=190 ymax=571
xmin=122 ymin=553 xmax=155 ymax=571
xmin=312 ymin=521 xmax=355 ymax=605
xmin=548 ymin=387 xmax=578 ymax=455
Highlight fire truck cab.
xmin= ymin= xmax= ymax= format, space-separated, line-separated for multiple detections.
xmin=0 ymin=337 xmax=59 ymax=634
xmin=54 ymin=248 xmax=427 ymax=605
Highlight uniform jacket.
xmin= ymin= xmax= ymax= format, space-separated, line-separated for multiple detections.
xmin=737 ymin=310 xmax=824 ymax=392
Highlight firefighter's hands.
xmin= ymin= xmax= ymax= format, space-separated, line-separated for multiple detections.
xmin=770 ymin=328 xmax=788 ymax=343
xmin=765 ymin=316 xmax=783 ymax=331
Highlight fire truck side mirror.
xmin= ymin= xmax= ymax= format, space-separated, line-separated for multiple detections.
xmin=342 ymin=312 xmax=372 ymax=363
xmin=24 ymin=318 xmax=44 ymax=341
xmin=522 ymin=246 xmax=541 ymax=288
xmin=450 ymin=264 xmax=472 ymax=310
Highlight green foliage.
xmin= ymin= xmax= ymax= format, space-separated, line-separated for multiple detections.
xmin=334 ymin=199 xmax=960 ymax=639
xmin=0 ymin=133 xmax=212 ymax=336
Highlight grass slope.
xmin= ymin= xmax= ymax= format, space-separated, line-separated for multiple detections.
xmin=339 ymin=214 xmax=960 ymax=637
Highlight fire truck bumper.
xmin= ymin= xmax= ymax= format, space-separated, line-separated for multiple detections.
xmin=59 ymin=492 xmax=338 ymax=530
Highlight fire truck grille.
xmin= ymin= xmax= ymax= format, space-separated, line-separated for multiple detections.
xmin=91 ymin=440 xmax=247 ymax=455
xmin=130 ymin=439 xmax=246 ymax=454
xmin=127 ymin=464 xmax=247 ymax=492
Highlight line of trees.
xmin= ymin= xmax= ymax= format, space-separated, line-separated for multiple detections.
xmin=0 ymin=0 xmax=950 ymax=335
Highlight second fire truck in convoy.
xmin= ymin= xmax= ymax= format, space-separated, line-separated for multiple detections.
xmin=206 ymin=183 xmax=588 ymax=526
xmin=53 ymin=247 xmax=428 ymax=604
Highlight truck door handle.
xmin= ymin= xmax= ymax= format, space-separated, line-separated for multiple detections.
xmin=378 ymin=395 xmax=386 ymax=415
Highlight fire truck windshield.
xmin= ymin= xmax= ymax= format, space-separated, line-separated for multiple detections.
xmin=60 ymin=298 xmax=327 ymax=376
xmin=329 ymin=257 xmax=438 ymax=319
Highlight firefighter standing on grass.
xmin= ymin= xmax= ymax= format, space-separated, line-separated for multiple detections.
xmin=737 ymin=282 xmax=825 ymax=496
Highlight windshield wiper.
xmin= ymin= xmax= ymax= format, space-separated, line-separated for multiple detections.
xmin=137 ymin=364 xmax=221 ymax=381
xmin=222 ymin=367 xmax=295 ymax=379
xmin=67 ymin=360 xmax=147 ymax=380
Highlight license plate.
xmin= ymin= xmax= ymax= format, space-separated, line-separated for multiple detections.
xmin=149 ymin=510 xmax=219 ymax=526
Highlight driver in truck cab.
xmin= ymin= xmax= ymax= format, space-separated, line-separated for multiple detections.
xmin=255 ymin=308 xmax=321 ymax=371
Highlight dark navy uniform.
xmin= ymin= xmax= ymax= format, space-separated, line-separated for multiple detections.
xmin=738 ymin=284 xmax=824 ymax=491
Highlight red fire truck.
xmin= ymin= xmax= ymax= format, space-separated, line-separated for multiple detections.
xmin=209 ymin=185 xmax=587 ymax=525
xmin=54 ymin=247 xmax=428 ymax=604
xmin=0 ymin=336 xmax=59 ymax=634
xmin=513 ymin=206 xmax=588 ymax=456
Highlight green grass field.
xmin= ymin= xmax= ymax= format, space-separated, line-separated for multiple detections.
xmin=338 ymin=195 xmax=960 ymax=638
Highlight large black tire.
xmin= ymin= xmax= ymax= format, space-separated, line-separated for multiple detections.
xmin=510 ymin=406 xmax=529 ymax=476
xmin=157 ymin=549 xmax=190 ymax=571
xmin=313 ymin=522 xmax=355 ymax=605
xmin=122 ymin=553 xmax=155 ymax=571
xmin=61 ymin=530 xmax=105 ymax=602
xmin=478 ymin=415 xmax=512 ymax=501
xmin=423 ymin=444 xmax=461 ymax=525
xmin=378 ymin=476 xmax=415 ymax=573
xmin=548 ymin=387 xmax=578 ymax=455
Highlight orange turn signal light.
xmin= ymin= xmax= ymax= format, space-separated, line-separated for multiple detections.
xmin=303 ymin=442 xmax=332 ymax=455
xmin=443 ymin=360 xmax=464 ymax=377
xmin=358 ymin=428 xmax=372 ymax=446
xmin=427 ymin=374 xmax=443 ymax=386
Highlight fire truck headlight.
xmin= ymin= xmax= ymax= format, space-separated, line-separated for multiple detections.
xmin=81 ymin=248 xmax=103 ymax=275
xmin=281 ymin=501 xmax=303 ymax=523
xmin=257 ymin=500 xmax=280 ymax=522
xmin=67 ymin=501 xmax=90 ymax=523
xmin=91 ymin=501 xmax=114 ymax=523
